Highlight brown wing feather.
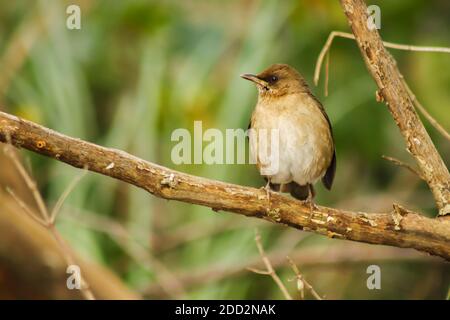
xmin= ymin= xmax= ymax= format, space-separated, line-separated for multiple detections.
xmin=322 ymin=150 xmax=336 ymax=190
xmin=309 ymin=94 xmax=336 ymax=190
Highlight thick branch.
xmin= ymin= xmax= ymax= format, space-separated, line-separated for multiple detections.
xmin=0 ymin=112 xmax=449 ymax=260
xmin=339 ymin=0 xmax=450 ymax=216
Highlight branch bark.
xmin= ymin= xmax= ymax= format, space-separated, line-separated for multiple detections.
xmin=1 ymin=111 xmax=449 ymax=260
xmin=339 ymin=0 xmax=450 ymax=216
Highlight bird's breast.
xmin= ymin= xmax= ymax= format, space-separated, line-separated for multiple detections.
xmin=249 ymin=93 xmax=333 ymax=185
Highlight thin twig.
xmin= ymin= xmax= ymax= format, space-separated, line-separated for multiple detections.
xmin=401 ymin=78 xmax=450 ymax=142
xmin=246 ymin=267 xmax=271 ymax=275
xmin=382 ymin=155 xmax=425 ymax=180
xmin=314 ymin=31 xmax=354 ymax=87
xmin=247 ymin=229 xmax=292 ymax=300
xmin=314 ymin=31 xmax=450 ymax=86
xmin=6 ymin=187 xmax=47 ymax=227
xmin=3 ymin=143 xmax=49 ymax=221
xmin=50 ymin=166 xmax=88 ymax=224
xmin=286 ymin=256 xmax=323 ymax=300
xmin=314 ymin=30 xmax=450 ymax=143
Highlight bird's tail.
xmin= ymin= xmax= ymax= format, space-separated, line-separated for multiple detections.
xmin=269 ymin=181 xmax=314 ymax=201
xmin=289 ymin=182 xmax=314 ymax=200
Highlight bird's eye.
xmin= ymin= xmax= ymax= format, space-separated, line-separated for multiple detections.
xmin=270 ymin=75 xmax=278 ymax=83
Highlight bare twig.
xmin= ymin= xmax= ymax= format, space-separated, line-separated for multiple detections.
xmin=0 ymin=111 xmax=449 ymax=259
xmin=324 ymin=51 xmax=330 ymax=97
xmin=401 ymin=79 xmax=450 ymax=142
xmin=314 ymin=31 xmax=450 ymax=86
xmin=4 ymin=143 xmax=49 ymax=221
xmin=314 ymin=31 xmax=355 ymax=87
xmin=382 ymin=155 xmax=425 ymax=180
xmin=314 ymin=31 xmax=450 ymax=143
xmin=50 ymin=166 xmax=87 ymax=224
xmin=247 ymin=229 xmax=292 ymax=300
xmin=6 ymin=187 xmax=47 ymax=226
xmin=287 ymin=256 xmax=322 ymax=300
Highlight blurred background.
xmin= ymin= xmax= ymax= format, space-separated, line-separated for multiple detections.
xmin=0 ymin=0 xmax=449 ymax=299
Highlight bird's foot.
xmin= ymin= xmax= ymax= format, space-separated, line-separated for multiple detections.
xmin=261 ymin=181 xmax=272 ymax=212
xmin=303 ymin=185 xmax=316 ymax=218
xmin=303 ymin=197 xmax=316 ymax=218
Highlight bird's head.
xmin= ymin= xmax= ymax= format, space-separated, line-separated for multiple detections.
xmin=241 ymin=64 xmax=310 ymax=98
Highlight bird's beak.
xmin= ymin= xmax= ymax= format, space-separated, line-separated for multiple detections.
xmin=240 ymin=74 xmax=269 ymax=88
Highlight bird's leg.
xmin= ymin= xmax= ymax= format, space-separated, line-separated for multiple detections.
xmin=261 ymin=179 xmax=272 ymax=211
xmin=265 ymin=179 xmax=271 ymax=207
xmin=304 ymin=184 xmax=316 ymax=218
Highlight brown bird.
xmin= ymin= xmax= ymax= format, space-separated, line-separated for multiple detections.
xmin=241 ymin=63 xmax=336 ymax=204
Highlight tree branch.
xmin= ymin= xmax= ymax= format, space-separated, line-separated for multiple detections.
xmin=0 ymin=111 xmax=449 ymax=260
xmin=339 ymin=0 xmax=450 ymax=216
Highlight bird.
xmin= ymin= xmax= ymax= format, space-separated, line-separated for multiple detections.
xmin=241 ymin=63 xmax=336 ymax=206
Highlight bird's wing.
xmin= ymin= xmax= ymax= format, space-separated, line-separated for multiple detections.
xmin=309 ymin=94 xmax=333 ymax=134
xmin=310 ymin=94 xmax=337 ymax=190
xmin=322 ymin=150 xmax=336 ymax=190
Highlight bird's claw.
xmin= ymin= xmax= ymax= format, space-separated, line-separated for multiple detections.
xmin=262 ymin=181 xmax=272 ymax=212
xmin=303 ymin=198 xmax=316 ymax=218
